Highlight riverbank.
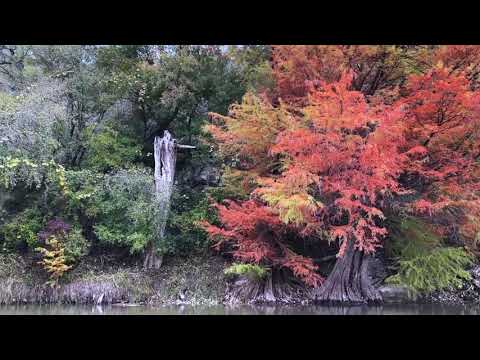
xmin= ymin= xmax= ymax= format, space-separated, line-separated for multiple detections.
xmin=0 ymin=252 xmax=229 ymax=306
xmin=1 ymin=252 xmax=480 ymax=306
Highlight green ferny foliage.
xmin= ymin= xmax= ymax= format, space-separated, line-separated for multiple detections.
xmin=388 ymin=215 xmax=443 ymax=260
xmin=386 ymin=215 xmax=475 ymax=294
xmin=386 ymin=247 xmax=474 ymax=293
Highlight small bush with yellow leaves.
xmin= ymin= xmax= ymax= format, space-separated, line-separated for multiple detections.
xmin=36 ymin=236 xmax=72 ymax=287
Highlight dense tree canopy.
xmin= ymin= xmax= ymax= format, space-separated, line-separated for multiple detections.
xmin=0 ymin=45 xmax=265 ymax=283
xmin=1 ymin=45 xmax=479 ymax=301
xmin=202 ymin=45 xmax=480 ymax=301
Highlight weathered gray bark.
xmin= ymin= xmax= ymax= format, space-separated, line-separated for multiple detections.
xmin=313 ymin=239 xmax=382 ymax=304
xmin=144 ymin=130 xmax=176 ymax=270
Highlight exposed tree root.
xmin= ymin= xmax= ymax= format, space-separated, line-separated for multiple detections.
xmin=313 ymin=240 xmax=382 ymax=304
xmin=224 ymin=268 xmax=311 ymax=305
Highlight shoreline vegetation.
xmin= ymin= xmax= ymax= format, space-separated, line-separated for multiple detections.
xmin=2 ymin=252 xmax=480 ymax=307
xmin=2 ymin=46 xmax=480 ymax=309
xmin=0 ymin=252 xmax=228 ymax=306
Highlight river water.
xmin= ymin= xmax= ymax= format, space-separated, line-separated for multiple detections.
xmin=2 ymin=303 xmax=480 ymax=315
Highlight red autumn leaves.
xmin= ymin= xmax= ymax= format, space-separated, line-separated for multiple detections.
xmin=202 ymin=46 xmax=480 ymax=287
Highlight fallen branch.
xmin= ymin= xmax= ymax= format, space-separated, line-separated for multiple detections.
xmin=176 ymin=144 xmax=196 ymax=149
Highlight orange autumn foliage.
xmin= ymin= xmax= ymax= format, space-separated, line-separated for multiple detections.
xmin=201 ymin=200 xmax=324 ymax=287
xmin=398 ymin=65 xmax=480 ymax=251
xmin=202 ymin=45 xmax=480 ymax=287
xmin=204 ymin=72 xmax=408 ymax=286
xmin=434 ymin=45 xmax=480 ymax=89
xmin=270 ymin=45 xmax=430 ymax=104
xmin=271 ymin=45 xmax=347 ymax=103
xmin=268 ymin=72 xmax=408 ymax=256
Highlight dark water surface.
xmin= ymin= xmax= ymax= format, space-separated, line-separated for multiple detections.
xmin=2 ymin=303 xmax=480 ymax=315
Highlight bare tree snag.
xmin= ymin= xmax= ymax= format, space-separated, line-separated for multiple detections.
xmin=143 ymin=130 xmax=195 ymax=270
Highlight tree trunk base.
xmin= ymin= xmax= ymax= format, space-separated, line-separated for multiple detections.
xmin=143 ymin=245 xmax=163 ymax=270
xmin=313 ymin=240 xmax=382 ymax=304
xmin=224 ymin=269 xmax=309 ymax=305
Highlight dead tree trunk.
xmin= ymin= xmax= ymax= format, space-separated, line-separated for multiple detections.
xmin=143 ymin=131 xmax=196 ymax=270
xmin=144 ymin=130 xmax=176 ymax=270
xmin=313 ymin=239 xmax=382 ymax=304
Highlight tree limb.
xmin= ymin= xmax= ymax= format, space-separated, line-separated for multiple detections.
xmin=176 ymin=144 xmax=196 ymax=149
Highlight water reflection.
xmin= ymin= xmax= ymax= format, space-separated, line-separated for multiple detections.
xmin=1 ymin=303 xmax=480 ymax=315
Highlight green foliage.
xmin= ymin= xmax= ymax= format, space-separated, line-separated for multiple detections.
xmin=0 ymin=77 xmax=66 ymax=162
xmin=208 ymin=167 xmax=253 ymax=202
xmin=386 ymin=247 xmax=474 ymax=293
xmin=0 ymin=156 xmax=70 ymax=198
xmin=386 ymin=215 xmax=474 ymax=294
xmin=228 ymin=45 xmax=275 ymax=93
xmin=96 ymin=45 xmax=150 ymax=73
xmin=0 ymin=156 xmax=44 ymax=190
xmin=261 ymin=191 xmax=317 ymax=226
xmin=1 ymin=208 xmax=44 ymax=250
xmin=29 ymin=46 xmax=95 ymax=76
xmin=388 ymin=215 xmax=442 ymax=260
xmin=163 ymin=190 xmax=217 ymax=255
xmin=1 ymin=45 xmax=254 ymax=270
xmin=83 ymin=125 xmax=141 ymax=172
xmin=224 ymin=263 xmax=269 ymax=281
xmin=97 ymin=45 xmax=246 ymax=146
xmin=0 ymin=92 xmax=20 ymax=112
xmin=63 ymin=169 xmax=102 ymax=216
xmin=88 ymin=167 xmax=157 ymax=254
xmin=63 ymin=227 xmax=90 ymax=263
